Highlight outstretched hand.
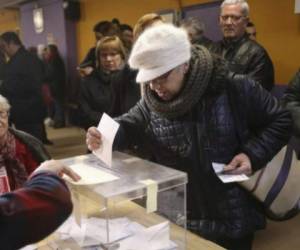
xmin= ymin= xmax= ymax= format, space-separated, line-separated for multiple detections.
xmin=34 ymin=160 xmax=81 ymax=181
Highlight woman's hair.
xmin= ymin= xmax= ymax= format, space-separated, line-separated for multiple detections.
xmin=93 ymin=20 xmax=119 ymax=35
xmin=95 ymin=36 xmax=126 ymax=66
xmin=133 ymin=13 xmax=164 ymax=40
xmin=0 ymin=95 xmax=10 ymax=111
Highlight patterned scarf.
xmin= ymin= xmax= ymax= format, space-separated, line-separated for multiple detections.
xmin=144 ymin=45 xmax=214 ymax=119
xmin=0 ymin=131 xmax=28 ymax=190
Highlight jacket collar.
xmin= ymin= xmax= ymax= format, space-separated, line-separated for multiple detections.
xmin=222 ymin=33 xmax=248 ymax=49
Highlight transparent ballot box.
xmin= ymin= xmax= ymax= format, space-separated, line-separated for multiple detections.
xmin=60 ymin=152 xmax=188 ymax=250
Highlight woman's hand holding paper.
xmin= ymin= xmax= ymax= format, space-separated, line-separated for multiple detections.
xmin=86 ymin=126 xmax=102 ymax=151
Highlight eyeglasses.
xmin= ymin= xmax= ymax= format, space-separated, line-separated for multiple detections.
xmin=0 ymin=111 xmax=9 ymax=119
xmin=147 ymin=69 xmax=174 ymax=85
xmin=220 ymin=15 xmax=245 ymax=23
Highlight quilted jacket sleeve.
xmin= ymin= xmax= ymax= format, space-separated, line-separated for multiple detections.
xmin=245 ymin=45 xmax=274 ymax=91
xmin=113 ymin=99 xmax=150 ymax=151
xmin=229 ymin=74 xmax=292 ymax=171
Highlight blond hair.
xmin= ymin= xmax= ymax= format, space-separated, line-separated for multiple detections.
xmin=133 ymin=13 xmax=164 ymax=40
xmin=95 ymin=36 xmax=126 ymax=68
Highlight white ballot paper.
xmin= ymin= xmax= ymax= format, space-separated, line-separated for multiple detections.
xmin=39 ymin=216 xmax=176 ymax=250
xmin=20 ymin=245 xmax=37 ymax=250
xmin=212 ymin=162 xmax=249 ymax=183
xmin=93 ymin=113 xmax=120 ymax=167
xmin=57 ymin=217 xmax=132 ymax=247
xmin=64 ymin=163 xmax=119 ymax=185
xmin=119 ymin=221 xmax=173 ymax=250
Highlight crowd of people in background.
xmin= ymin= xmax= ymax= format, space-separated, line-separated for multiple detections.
xmin=0 ymin=0 xmax=300 ymax=249
xmin=0 ymin=0 xmax=285 ymax=141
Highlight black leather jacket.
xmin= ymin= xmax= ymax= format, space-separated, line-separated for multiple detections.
xmin=211 ymin=34 xmax=275 ymax=91
xmin=113 ymin=74 xmax=291 ymax=239
xmin=282 ymin=70 xmax=300 ymax=137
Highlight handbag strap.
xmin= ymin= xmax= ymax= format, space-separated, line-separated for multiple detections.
xmin=263 ymin=145 xmax=294 ymax=207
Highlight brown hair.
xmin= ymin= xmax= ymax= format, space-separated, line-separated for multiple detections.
xmin=133 ymin=13 xmax=164 ymax=40
xmin=95 ymin=36 xmax=126 ymax=67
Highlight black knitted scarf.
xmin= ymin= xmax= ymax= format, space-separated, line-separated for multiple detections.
xmin=144 ymin=45 xmax=214 ymax=119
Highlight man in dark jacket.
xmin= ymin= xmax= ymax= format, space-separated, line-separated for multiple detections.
xmin=211 ymin=0 xmax=274 ymax=91
xmin=0 ymin=159 xmax=80 ymax=250
xmin=86 ymin=24 xmax=291 ymax=250
xmin=0 ymin=32 xmax=46 ymax=141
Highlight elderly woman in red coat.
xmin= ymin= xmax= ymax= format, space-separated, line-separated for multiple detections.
xmin=0 ymin=94 xmax=50 ymax=191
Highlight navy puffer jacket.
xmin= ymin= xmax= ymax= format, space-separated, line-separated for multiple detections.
xmin=113 ymin=73 xmax=291 ymax=239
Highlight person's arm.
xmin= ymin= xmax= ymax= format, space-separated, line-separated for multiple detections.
xmin=77 ymin=48 xmax=96 ymax=77
xmin=282 ymin=70 xmax=300 ymax=136
xmin=87 ymin=100 xmax=149 ymax=152
xmin=246 ymin=46 xmax=275 ymax=91
xmin=78 ymin=77 xmax=103 ymax=127
xmin=79 ymin=47 xmax=96 ymax=68
xmin=114 ymin=100 xmax=150 ymax=150
xmin=0 ymin=160 xmax=80 ymax=250
xmin=239 ymin=77 xmax=292 ymax=171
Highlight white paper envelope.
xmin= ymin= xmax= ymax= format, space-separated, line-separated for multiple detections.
xmin=86 ymin=217 xmax=132 ymax=243
xmin=146 ymin=221 xmax=170 ymax=249
xmin=93 ymin=113 xmax=120 ymax=167
xmin=69 ymin=221 xmax=87 ymax=246
xmin=212 ymin=162 xmax=249 ymax=183
xmin=19 ymin=245 xmax=37 ymax=250
xmin=64 ymin=163 xmax=119 ymax=185
xmin=119 ymin=221 xmax=171 ymax=250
